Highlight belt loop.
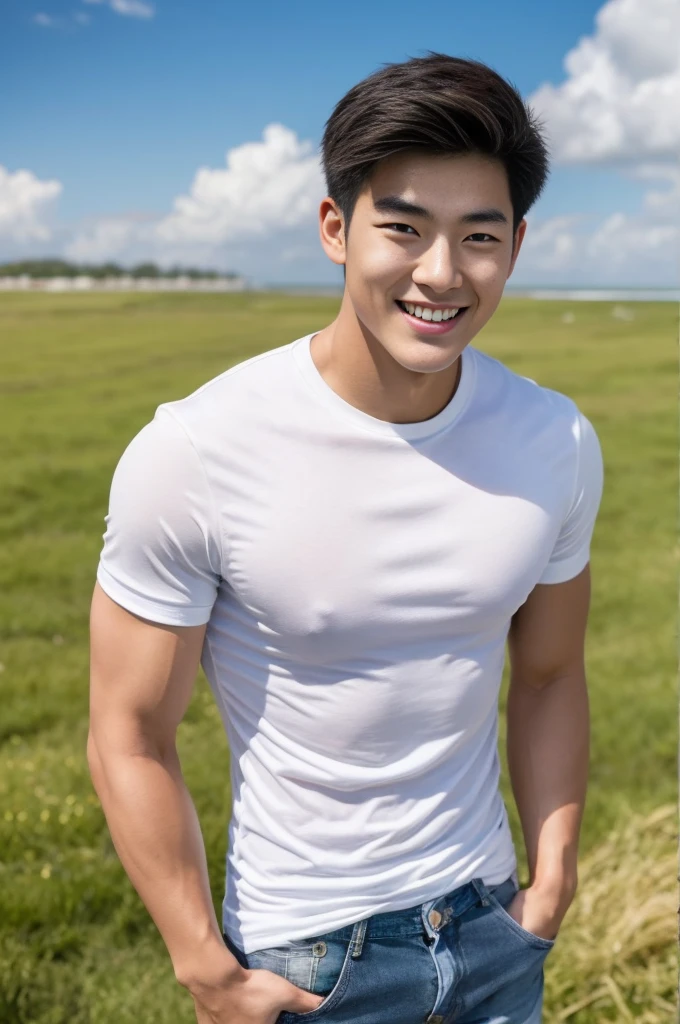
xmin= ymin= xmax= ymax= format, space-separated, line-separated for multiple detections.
xmin=350 ymin=917 xmax=368 ymax=959
xmin=470 ymin=877 xmax=490 ymax=907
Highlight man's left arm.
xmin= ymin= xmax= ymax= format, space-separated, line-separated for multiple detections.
xmin=504 ymin=563 xmax=592 ymax=941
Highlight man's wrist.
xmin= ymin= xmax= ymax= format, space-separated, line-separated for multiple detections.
xmin=530 ymin=845 xmax=579 ymax=899
xmin=174 ymin=936 xmax=248 ymax=993
xmin=531 ymin=871 xmax=577 ymax=914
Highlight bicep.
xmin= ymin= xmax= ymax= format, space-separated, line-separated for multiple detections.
xmin=88 ymin=582 xmax=207 ymax=758
xmin=508 ymin=564 xmax=591 ymax=686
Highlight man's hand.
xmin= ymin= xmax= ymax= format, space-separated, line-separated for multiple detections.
xmin=188 ymin=962 xmax=326 ymax=1023
xmin=503 ymin=881 xmax=575 ymax=943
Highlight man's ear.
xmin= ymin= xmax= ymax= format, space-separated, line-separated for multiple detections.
xmin=319 ymin=198 xmax=347 ymax=269
xmin=507 ymin=219 xmax=528 ymax=279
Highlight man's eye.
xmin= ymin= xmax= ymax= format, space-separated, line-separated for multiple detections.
xmin=383 ymin=223 xmax=417 ymax=234
xmin=381 ymin=225 xmax=498 ymax=241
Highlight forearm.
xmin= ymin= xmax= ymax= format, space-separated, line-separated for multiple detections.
xmin=87 ymin=732 xmax=244 ymax=989
xmin=506 ymin=669 xmax=589 ymax=901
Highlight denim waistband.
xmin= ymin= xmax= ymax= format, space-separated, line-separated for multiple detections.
xmin=297 ymin=873 xmax=517 ymax=944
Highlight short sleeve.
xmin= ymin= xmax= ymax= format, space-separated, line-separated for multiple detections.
xmin=537 ymin=410 xmax=604 ymax=585
xmin=96 ymin=407 xmax=222 ymax=625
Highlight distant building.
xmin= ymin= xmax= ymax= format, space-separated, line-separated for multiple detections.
xmin=0 ymin=274 xmax=249 ymax=292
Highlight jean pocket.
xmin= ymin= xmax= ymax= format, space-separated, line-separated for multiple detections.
xmin=249 ymin=935 xmax=355 ymax=1023
xmin=483 ymin=878 xmax=556 ymax=951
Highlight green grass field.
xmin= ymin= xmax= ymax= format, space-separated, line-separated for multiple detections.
xmin=0 ymin=292 xmax=676 ymax=1022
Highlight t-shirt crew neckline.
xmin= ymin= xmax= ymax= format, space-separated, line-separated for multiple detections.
xmin=292 ymin=332 xmax=477 ymax=441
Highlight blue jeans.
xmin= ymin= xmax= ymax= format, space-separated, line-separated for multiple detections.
xmin=222 ymin=874 xmax=555 ymax=1023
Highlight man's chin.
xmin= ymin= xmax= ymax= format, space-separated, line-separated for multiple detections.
xmin=387 ymin=341 xmax=463 ymax=375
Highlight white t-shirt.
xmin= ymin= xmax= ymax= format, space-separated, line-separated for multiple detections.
xmin=97 ymin=331 xmax=603 ymax=954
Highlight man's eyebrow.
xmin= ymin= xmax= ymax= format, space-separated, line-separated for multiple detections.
xmin=373 ymin=195 xmax=509 ymax=225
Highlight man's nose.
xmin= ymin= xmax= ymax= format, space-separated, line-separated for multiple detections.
xmin=412 ymin=239 xmax=464 ymax=293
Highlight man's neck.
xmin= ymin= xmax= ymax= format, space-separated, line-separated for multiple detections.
xmin=310 ymin=303 xmax=462 ymax=425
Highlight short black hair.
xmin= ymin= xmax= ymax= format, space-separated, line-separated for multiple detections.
xmin=321 ymin=52 xmax=550 ymax=246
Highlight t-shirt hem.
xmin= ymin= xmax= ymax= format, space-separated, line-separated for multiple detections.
xmin=537 ymin=549 xmax=590 ymax=585
xmin=224 ymin=856 xmax=518 ymax=954
xmin=96 ymin=565 xmax=213 ymax=626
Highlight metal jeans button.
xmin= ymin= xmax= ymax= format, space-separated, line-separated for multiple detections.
xmin=312 ymin=941 xmax=327 ymax=956
xmin=428 ymin=908 xmax=442 ymax=929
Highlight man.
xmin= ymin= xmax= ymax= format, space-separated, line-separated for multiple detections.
xmin=89 ymin=52 xmax=603 ymax=1024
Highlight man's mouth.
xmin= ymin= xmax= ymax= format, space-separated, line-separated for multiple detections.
xmin=395 ymin=300 xmax=468 ymax=323
xmin=395 ymin=300 xmax=470 ymax=333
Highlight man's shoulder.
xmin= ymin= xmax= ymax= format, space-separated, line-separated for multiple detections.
xmin=156 ymin=335 xmax=302 ymax=437
xmin=471 ymin=345 xmax=581 ymax=427
xmin=171 ymin=337 xmax=296 ymax=407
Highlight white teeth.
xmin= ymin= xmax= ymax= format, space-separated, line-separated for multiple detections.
xmin=402 ymin=301 xmax=463 ymax=321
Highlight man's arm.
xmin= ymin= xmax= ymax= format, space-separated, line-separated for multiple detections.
xmin=504 ymin=564 xmax=592 ymax=937
xmin=88 ymin=583 xmax=325 ymax=1021
xmin=88 ymin=581 xmax=240 ymax=987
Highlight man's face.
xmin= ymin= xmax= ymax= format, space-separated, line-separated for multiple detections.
xmin=323 ymin=151 xmax=526 ymax=375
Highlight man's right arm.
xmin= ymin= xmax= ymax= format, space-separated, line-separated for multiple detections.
xmin=88 ymin=581 xmax=244 ymax=991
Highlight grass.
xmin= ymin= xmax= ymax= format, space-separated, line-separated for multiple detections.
xmin=544 ymin=803 xmax=676 ymax=1023
xmin=0 ymin=291 xmax=676 ymax=1022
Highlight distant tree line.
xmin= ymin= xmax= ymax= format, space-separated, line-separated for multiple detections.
xmin=0 ymin=259 xmax=240 ymax=280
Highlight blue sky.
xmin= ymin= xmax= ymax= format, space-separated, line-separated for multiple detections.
xmin=2 ymin=0 xmax=678 ymax=286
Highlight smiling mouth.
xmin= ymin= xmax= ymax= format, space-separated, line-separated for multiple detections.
xmin=395 ymin=300 xmax=469 ymax=323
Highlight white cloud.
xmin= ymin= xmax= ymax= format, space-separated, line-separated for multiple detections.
xmin=515 ymin=163 xmax=679 ymax=285
xmin=520 ymin=215 xmax=583 ymax=271
xmin=33 ymin=10 xmax=91 ymax=28
xmin=0 ymin=166 xmax=62 ymax=243
xmin=629 ymin=162 xmax=680 ymax=216
xmin=528 ymin=0 xmax=680 ymax=164
xmin=585 ymin=211 xmax=677 ymax=268
xmin=155 ymin=124 xmax=325 ymax=245
xmin=83 ymin=0 xmax=155 ymax=19
xmin=584 ymin=164 xmax=679 ymax=275
xmin=63 ymin=216 xmax=150 ymax=262
xmin=61 ymin=124 xmax=325 ymax=271
xmin=521 ymin=214 xmax=677 ymax=287
xmin=518 ymin=0 xmax=679 ymax=284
